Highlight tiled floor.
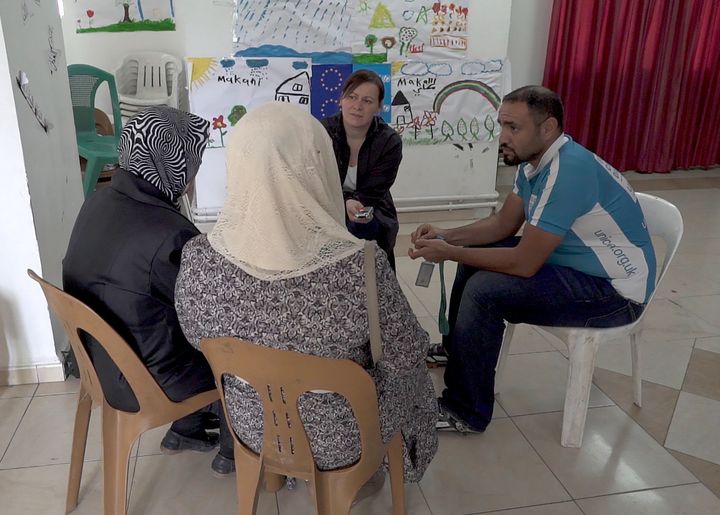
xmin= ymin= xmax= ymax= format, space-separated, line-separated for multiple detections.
xmin=1 ymin=172 xmax=720 ymax=513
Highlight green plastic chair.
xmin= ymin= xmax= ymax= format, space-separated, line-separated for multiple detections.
xmin=68 ymin=64 xmax=123 ymax=198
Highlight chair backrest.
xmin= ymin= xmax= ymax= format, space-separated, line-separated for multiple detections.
xmin=116 ymin=52 xmax=182 ymax=104
xmin=200 ymin=337 xmax=385 ymax=478
xmin=28 ymin=269 xmax=171 ymax=413
xmin=67 ymin=64 xmax=122 ymax=139
xmin=636 ymin=192 xmax=683 ymax=302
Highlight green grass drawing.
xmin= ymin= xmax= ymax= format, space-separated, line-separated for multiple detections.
xmin=352 ymin=53 xmax=388 ymax=64
xmin=77 ymin=18 xmax=175 ymax=33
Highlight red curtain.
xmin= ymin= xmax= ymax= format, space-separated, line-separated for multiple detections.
xmin=543 ymin=0 xmax=720 ymax=173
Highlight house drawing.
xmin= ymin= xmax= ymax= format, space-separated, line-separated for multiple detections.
xmin=275 ymin=71 xmax=310 ymax=105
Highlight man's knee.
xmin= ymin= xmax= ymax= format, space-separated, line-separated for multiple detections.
xmin=461 ymin=270 xmax=520 ymax=305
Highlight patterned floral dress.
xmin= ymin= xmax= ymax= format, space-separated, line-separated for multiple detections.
xmin=175 ymin=235 xmax=438 ymax=481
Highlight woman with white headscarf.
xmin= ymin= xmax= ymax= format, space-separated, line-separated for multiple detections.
xmin=64 ymin=106 xmax=232 ymax=472
xmin=175 ymin=103 xmax=438 ymax=483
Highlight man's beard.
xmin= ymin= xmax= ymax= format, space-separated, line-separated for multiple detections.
xmin=501 ymin=145 xmax=544 ymax=166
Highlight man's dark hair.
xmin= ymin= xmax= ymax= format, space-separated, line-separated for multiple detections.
xmin=342 ymin=69 xmax=385 ymax=102
xmin=503 ymin=86 xmax=564 ymax=129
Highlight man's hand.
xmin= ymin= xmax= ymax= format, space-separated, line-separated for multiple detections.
xmin=410 ymin=224 xmax=448 ymax=244
xmin=346 ymin=199 xmax=370 ymax=224
xmin=408 ymin=238 xmax=454 ymax=263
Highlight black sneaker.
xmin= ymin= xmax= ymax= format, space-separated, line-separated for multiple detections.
xmin=426 ymin=343 xmax=449 ymax=368
xmin=211 ymin=452 xmax=236 ymax=478
xmin=436 ymin=400 xmax=486 ymax=434
xmin=160 ymin=429 xmax=219 ymax=454
xmin=202 ymin=412 xmax=221 ymax=430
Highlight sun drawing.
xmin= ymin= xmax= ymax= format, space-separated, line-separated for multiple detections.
xmin=188 ymin=58 xmax=219 ymax=89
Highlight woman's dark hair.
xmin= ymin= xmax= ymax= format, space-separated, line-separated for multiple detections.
xmin=342 ymin=69 xmax=385 ymax=103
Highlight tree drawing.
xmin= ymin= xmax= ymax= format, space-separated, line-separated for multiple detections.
xmin=469 ymin=117 xmax=481 ymax=141
xmin=116 ymin=0 xmax=133 ymax=23
xmin=399 ymin=27 xmax=418 ymax=56
xmin=228 ymin=105 xmax=247 ymax=126
xmin=456 ymin=118 xmax=468 ymax=140
xmin=484 ymin=114 xmax=496 ymax=140
xmin=441 ymin=120 xmax=455 ymax=142
xmin=364 ymin=34 xmax=378 ymax=54
xmin=370 ymin=3 xmax=396 ymax=29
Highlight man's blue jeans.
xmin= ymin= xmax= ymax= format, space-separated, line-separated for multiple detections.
xmin=441 ymin=237 xmax=645 ymax=431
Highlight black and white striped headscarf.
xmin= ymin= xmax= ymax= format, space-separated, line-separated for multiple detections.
xmin=118 ymin=106 xmax=210 ymax=203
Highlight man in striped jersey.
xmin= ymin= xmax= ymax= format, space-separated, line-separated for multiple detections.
xmin=409 ymin=86 xmax=656 ymax=433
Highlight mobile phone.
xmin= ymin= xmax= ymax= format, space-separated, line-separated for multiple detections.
xmin=356 ymin=206 xmax=374 ymax=219
xmin=415 ymin=261 xmax=435 ymax=287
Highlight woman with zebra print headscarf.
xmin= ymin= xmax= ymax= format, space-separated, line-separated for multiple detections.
xmin=117 ymin=106 xmax=209 ymax=204
xmin=64 ymin=106 xmax=234 ymax=474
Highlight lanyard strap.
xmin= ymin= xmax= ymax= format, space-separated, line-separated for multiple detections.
xmin=438 ymin=261 xmax=450 ymax=335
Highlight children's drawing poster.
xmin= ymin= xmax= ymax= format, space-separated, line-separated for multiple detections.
xmin=310 ymin=63 xmax=391 ymax=123
xmin=233 ymin=1 xmax=470 ymax=64
xmin=188 ymin=57 xmax=312 ymax=209
xmin=233 ymin=0 xmax=357 ymax=63
xmin=350 ymin=1 xmax=470 ymax=61
xmin=390 ymin=59 xmax=508 ymax=146
xmin=74 ymin=0 xmax=175 ymax=33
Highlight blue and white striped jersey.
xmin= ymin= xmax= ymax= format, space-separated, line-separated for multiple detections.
xmin=513 ymin=135 xmax=657 ymax=303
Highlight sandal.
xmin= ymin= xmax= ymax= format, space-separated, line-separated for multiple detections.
xmin=426 ymin=343 xmax=448 ymax=367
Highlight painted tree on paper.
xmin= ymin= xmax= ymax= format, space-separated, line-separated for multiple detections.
xmin=115 ymin=0 xmax=133 ymax=23
xmin=365 ymin=34 xmax=378 ymax=54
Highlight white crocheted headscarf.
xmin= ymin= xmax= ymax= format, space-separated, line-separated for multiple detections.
xmin=208 ymin=102 xmax=364 ymax=280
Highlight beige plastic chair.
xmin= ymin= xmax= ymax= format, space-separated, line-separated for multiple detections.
xmin=200 ymin=337 xmax=406 ymax=515
xmin=28 ymin=270 xmax=219 ymax=515
xmin=495 ymin=192 xmax=684 ymax=447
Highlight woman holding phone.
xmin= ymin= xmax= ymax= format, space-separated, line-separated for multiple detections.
xmin=321 ymin=69 xmax=403 ymax=270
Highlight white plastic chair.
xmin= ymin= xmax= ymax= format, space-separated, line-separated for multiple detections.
xmin=115 ymin=52 xmax=182 ymax=124
xmin=494 ymin=193 xmax=683 ymax=448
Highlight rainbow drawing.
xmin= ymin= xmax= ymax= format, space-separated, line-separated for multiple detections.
xmin=432 ymin=80 xmax=501 ymax=114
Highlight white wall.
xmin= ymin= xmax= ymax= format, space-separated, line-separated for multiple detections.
xmin=0 ymin=26 xmax=59 ymax=384
xmin=0 ymin=0 xmax=85 ymax=383
xmin=507 ymin=0 xmax=554 ymax=89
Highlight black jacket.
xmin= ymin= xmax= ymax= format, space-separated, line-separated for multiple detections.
xmin=321 ymin=113 xmax=403 ymax=252
xmin=63 ymin=170 xmax=213 ymax=411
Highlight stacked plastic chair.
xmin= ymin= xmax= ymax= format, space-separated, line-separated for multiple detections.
xmin=67 ymin=64 xmax=123 ymax=198
xmin=115 ymin=52 xmax=183 ymax=124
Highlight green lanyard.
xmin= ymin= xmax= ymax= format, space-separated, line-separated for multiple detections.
xmin=438 ymin=261 xmax=450 ymax=335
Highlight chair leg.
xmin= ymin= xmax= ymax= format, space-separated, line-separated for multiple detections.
xmin=315 ymin=477 xmax=353 ymax=515
xmin=494 ymin=323 xmax=515 ymax=395
xmin=263 ymin=471 xmax=284 ymax=493
xmin=83 ymin=157 xmax=102 ymax=198
xmin=561 ymin=333 xmax=600 ymax=448
xmin=630 ymin=333 xmax=642 ymax=407
xmin=102 ymin=405 xmax=136 ymax=515
xmin=234 ymin=447 xmax=262 ymax=515
xmin=66 ymin=386 xmax=93 ymax=514
xmin=387 ymin=433 xmax=406 ymax=515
